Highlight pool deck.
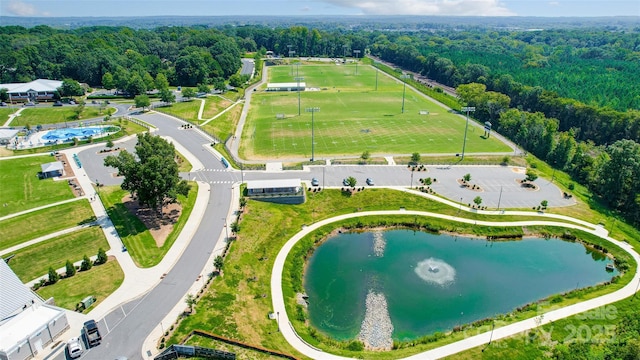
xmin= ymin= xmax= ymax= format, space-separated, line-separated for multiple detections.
xmin=12 ymin=125 xmax=117 ymax=149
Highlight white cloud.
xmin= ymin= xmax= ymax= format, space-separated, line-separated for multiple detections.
xmin=321 ymin=0 xmax=516 ymax=16
xmin=5 ymin=0 xmax=38 ymax=16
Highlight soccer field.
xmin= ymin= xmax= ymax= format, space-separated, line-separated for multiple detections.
xmin=240 ymin=63 xmax=511 ymax=160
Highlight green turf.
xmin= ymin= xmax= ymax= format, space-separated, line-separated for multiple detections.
xmin=100 ymin=181 xmax=198 ymax=268
xmin=7 ymin=226 xmax=109 ymax=282
xmin=0 ymin=108 xmax=15 ymax=124
xmin=36 ymin=259 xmax=124 ymax=312
xmin=241 ymin=64 xmax=511 ymax=159
xmin=0 ymin=155 xmax=75 ymax=217
xmin=10 ymin=106 xmax=107 ymax=126
xmin=0 ymin=200 xmax=95 ymax=251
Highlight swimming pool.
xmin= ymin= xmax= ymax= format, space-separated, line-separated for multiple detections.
xmin=42 ymin=126 xmax=119 ymax=142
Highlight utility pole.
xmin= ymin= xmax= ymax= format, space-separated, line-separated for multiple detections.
xmin=306 ymin=107 xmax=320 ymax=161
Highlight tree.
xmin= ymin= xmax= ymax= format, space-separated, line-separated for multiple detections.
xmin=525 ymin=168 xmax=538 ymax=182
xmin=104 ymin=133 xmax=190 ymax=213
xmin=212 ymin=77 xmax=226 ymax=92
xmin=463 ymin=173 xmax=472 ymax=182
xmin=473 ymin=196 xmax=483 ymax=207
xmin=181 ymin=87 xmax=196 ymax=100
xmin=102 ymin=72 xmax=115 ymax=91
xmin=213 ymin=255 xmax=224 ymax=272
xmin=65 ymin=260 xmax=76 ymax=277
xmin=185 ymin=294 xmax=196 ymax=313
xmin=346 ymin=176 xmax=357 ymax=188
xmin=96 ymin=248 xmax=108 ymax=265
xmin=197 ymin=83 xmax=210 ymax=94
xmin=81 ymin=255 xmax=92 ymax=271
xmin=361 ymin=150 xmax=370 ymax=163
xmin=411 ymin=152 xmax=421 ymax=165
xmin=48 ymin=267 xmax=60 ymax=284
xmin=155 ymin=73 xmax=170 ymax=92
xmin=541 ymin=200 xmax=548 ymax=208
xmin=106 ymin=139 xmax=114 ymax=149
xmin=0 ymin=88 xmax=9 ymax=102
xmin=134 ymin=95 xmax=150 ymax=110
xmin=126 ymin=74 xmax=146 ymax=96
xmin=159 ymin=89 xmax=176 ymax=104
xmin=58 ymin=78 xmax=84 ymax=97
xmin=228 ymin=73 xmax=244 ymax=88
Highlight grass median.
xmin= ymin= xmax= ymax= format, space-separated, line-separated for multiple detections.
xmin=0 ymin=199 xmax=95 ymax=252
xmin=7 ymin=226 xmax=109 ymax=283
xmin=36 ymin=259 xmax=124 ymax=313
xmin=99 ymin=181 xmax=198 ymax=268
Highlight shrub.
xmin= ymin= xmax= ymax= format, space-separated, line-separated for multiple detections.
xmin=346 ymin=340 xmax=364 ymax=351
xmin=96 ymin=248 xmax=108 ymax=265
xmin=80 ymin=255 xmax=92 ymax=271
xmin=65 ymin=260 xmax=76 ymax=277
xmin=48 ymin=267 xmax=60 ymax=284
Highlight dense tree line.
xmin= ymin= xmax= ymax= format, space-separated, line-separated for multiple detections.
xmin=0 ymin=25 xmax=242 ymax=90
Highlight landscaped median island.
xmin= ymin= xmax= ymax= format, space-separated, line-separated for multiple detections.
xmin=164 ymin=188 xmax=639 ymax=360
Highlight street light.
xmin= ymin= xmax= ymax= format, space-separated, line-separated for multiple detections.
xmin=306 ymin=107 xmax=320 ymax=161
xmin=460 ymin=106 xmax=476 ymax=160
xmin=294 ymin=77 xmax=304 ymax=115
xmin=400 ymin=74 xmax=410 ymax=113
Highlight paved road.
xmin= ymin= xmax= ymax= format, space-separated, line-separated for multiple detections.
xmin=240 ymin=58 xmax=255 ymax=77
xmin=76 ymin=113 xmax=233 ymax=360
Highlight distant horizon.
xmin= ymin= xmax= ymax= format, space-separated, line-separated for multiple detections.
xmin=1 ymin=0 xmax=639 ymax=18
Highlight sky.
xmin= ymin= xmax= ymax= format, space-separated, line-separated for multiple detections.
xmin=2 ymin=0 xmax=639 ymax=18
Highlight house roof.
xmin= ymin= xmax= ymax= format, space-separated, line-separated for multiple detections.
xmin=0 ymin=79 xmax=63 ymax=94
xmin=41 ymin=161 xmax=64 ymax=173
xmin=0 ymin=128 xmax=19 ymax=140
xmin=0 ymin=260 xmax=39 ymax=323
xmin=247 ymin=178 xmax=301 ymax=190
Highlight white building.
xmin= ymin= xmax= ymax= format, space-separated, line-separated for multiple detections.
xmin=0 ymin=260 xmax=69 ymax=360
xmin=0 ymin=79 xmax=63 ymax=104
xmin=265 ymin=82 xmax=306 ymax=92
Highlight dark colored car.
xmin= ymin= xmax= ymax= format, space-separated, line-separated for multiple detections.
xmin=53 ymin=101 xmax=63 ymax=106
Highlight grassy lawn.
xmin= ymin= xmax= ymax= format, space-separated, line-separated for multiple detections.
xmin=183 ymin=334 xmax=291 ymax=360
xmin=10 ymin=106 xmax=107 ymax=126
xmin=201 ymin=96 xmax=234 ymax=119
xmin=0 ymin=200 xmax=95 ymax=251
xmin=165 ymin=188 xmax=631 ymax=359
xmin=158 ymin=100 xmax=202 ymax=122
xmin=240 ymin=64 xmax=510 ymax=160
xmin=202 ymin=102 xmax=242 ymax=141
xmin=5 ymin=118 xmax=149 ymax=156
xmin=7 ymin=226 xmax=109 ymax=282
xmin=36 ymin=259 xmax=124 ymax=313
xmin=99 ymin=181 xmax=198 ymax=268
xmin=0 ymin=108 xmax=16 ymax=123
xmin=0 ymin=155 xmax=74 ymax=217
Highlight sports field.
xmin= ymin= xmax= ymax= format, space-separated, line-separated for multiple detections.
xmin=240 ymin=63 xmax=511 ymax=159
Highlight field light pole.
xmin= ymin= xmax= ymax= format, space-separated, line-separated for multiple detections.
xmin=222 ymin=217 xmax=229 ymax=241
xmin=306 ymin=107 xmax=320 ymax=161
xmin=353 ymin=50 xmax=361 ymax=74
xmin=497 ymin=186 xmax=503 ymax=211
xmin=295 ymin=77 xmax=304 ymax=115
xmin=460 ymin=106 xmax=476 ymax=160
xmin=400 ymin=74 xmax=410 ymax=113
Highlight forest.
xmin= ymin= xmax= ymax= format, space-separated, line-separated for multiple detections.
xmin=0 ymin=23 xmax=639 ymax=226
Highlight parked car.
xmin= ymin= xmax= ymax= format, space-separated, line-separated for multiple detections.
xmin=311 ymin=177 xmax=319 ymax=186
xmin=23 ymin=102 xmax=35 ymax=106
xmin=366 ymin=178 xmax=375 ymax=186
xmin=53 ymin=101 xmax=63 ymax=106
xmin=0 ymin=102 xmax=7 ymax=107
xmin=66 ymin=337 xmax=83 ymax=359
xmin=69 ymin=100 xmax=76 ymax=105
xmin=342 ymin=178 xmax=350 ymax=186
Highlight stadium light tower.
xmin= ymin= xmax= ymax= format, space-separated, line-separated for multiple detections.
xmin=400 ymin=74 xmax=410 ymax=113
xmin=306 ymin=107 xmax=320 ymax=161
xmin=294 ymin=76 xmax=304 ymax=115
xmin=288 ymin=49 xmax=296 ymax=75
xmin=460 ymin=106 xmax=476 ymax=160
xmin=353 ymin=50 xmax=361 ymax=75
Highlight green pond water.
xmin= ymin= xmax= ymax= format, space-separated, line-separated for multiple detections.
xmin=303 ymin=230 xmax=618 ymax=341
